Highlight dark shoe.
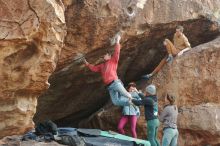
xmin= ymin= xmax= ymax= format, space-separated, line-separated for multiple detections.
xmin=166 ymin=54 xmax=174 ymax=64
xmin=141 ymin=73 xmax=153 ymax=80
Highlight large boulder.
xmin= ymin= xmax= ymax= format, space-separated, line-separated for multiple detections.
xmin=0 ymin=0 xmax=66 ymax=138
xmin=80 ymin=36 xmax=220 ymax=146
xmin=35 ymin=0 xmax=220 ymax=127
xmin=153 ymin=37 xmax=220 ymax=106
xmin=151 ymin=36 xmax=220 ymax=146
xmin=177 ymin=103 xmax=220 ymax=146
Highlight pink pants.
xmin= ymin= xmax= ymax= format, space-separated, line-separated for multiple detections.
xmin=117 ymin=115 xmax=138 ymax=138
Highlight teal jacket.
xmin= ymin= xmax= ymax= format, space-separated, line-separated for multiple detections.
xmin=132 ymin=94 xmax=158 ymax=121
xmin=122 ymin=92 xmax=141 ymax=116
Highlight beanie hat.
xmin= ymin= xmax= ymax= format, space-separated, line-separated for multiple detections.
xmin=145 ymin=84 xmax=156 ymax=95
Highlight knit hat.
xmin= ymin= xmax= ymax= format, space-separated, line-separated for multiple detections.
xmin=145 ymin=84 xmax=156 ymax=95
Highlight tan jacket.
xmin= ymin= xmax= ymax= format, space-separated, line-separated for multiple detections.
xmin=173 ymin=33 xmax=191 ymax=51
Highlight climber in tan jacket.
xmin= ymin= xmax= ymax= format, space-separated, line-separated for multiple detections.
xmin=142 ymin=25 xmax=191 ymax=79
xmin=173 ymin=25 xmax=191 ymax=56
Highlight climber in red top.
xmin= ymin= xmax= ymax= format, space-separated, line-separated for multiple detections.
xmin=84 ymin=34 xmax=133 ymax=106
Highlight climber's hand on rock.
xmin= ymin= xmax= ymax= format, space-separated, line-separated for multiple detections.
xmin=177 ymin=48 xmax=191 ymax=56
xmin=177 ymin=50 xmax=184 ymax=56
xmin=116 ymin=34 xmax=121 ymax=44
xmin=84 ymin=59 xmax=89 ymax=65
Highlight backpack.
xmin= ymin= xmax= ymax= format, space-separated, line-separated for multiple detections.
xmin=35 ymin=120 xmax=58 ymax=136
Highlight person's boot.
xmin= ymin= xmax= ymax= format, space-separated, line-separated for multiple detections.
xmin=142 ymin=73 xmax=153 ymax=80
xmin=166 ymin=54 xmax=174 ymax=64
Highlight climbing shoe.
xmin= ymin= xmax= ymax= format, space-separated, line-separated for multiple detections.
xmin=166 ymin=54 xmax=174 ymax=64
xmin=141 ymin=73 xmax=153 ymax=80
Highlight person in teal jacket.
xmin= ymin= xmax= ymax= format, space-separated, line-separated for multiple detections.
xmin=118 ymin=82 xmax=141 ymax=138
xmin=132 ymin=84 xmax=160 ymax=146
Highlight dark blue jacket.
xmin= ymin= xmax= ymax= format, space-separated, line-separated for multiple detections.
xmin=132 ymin=94 xmax=158 ymax=121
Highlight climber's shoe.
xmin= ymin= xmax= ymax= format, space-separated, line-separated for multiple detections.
xmin=166 ymin=54 xmax=174 ymax=64
xmin=141 ymin=73 xmax=153 ymax=80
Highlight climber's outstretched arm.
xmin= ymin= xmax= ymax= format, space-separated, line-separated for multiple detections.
xmin=84 ymin=59 xmax=102 ymax=73
xmin=111 ymin=35 xmax=121 ymax=62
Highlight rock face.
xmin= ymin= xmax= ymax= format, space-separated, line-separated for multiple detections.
xmin=178 ymin=104 xmax=220 ymax=146
xmin=81 ymin=37 xmax=220 ymax=146
xmin=58 ymin=0 xmax=220 ymax=70
xmin=0 ymin=0 xmax=66 ymax=138
xmin=35 ymin=0 xmax=220 ymax=128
